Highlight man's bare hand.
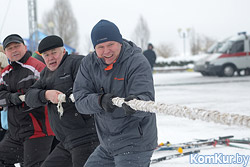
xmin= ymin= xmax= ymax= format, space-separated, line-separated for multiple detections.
xmin=45 ymin=90 xmax=63 ymax=104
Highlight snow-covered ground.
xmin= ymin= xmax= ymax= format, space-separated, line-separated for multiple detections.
xmin=14 ymin=71 xmax=250 ymax=167
xmin=151 ymin=71 xmax=250 ymax=167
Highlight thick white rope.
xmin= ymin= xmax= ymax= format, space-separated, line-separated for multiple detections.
xmin=112 ymin=97 xmax=250 ymax=128
xmin=69 ymin=94 xmax=75 ymax=102
xmin=19 ymin=95 xmax=25 ymax=102
xmin=57 ymin=94 xmax=75 ymax=117
xmin=19 ymin=94 xmax=73 ymax=118
xmin=57 ymin=94 xmax=66 ymax=117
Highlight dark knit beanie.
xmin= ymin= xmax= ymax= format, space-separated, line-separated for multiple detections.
xmin=91 ymin=19 xmax=123 ymax=48
xmin=38 ymin=35 xmax=64 ymax=54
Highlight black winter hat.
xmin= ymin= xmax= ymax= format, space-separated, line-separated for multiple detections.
xmin=3 ymin=34 xmax=24 ymax=50
xmin=91 ymin=19 xmax=123 ymax=48
xmin=38 ymin=35 xmax=64 ymax=54
xmin=148 ymin=43 xmax=154 ymax=49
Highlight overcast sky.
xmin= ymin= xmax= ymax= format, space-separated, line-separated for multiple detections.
xmin=0 ymin=0 xmax=250 ymax=55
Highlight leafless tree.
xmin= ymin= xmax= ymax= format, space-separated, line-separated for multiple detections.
xmin=82 ymin=34 xmax=93 ymax=54
xmin=189 ymin=29 xmax=202 ymax=55
xmin=132 ymin=16 xmax=150 ymax=51
xmin=156 ymin=43 xmax=177 ymax=58
xmin=189 ymin=28 xmax=216 ymax=55
xmin=41 ymin=0 xmax=78 ymax=49
xmin=202 ymin=36 xmax=216 ymax=51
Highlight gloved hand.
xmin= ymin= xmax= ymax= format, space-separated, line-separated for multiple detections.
xmin=9 ymin=92 xmax=23 ymax=105
xmin=122 ymin=95 xmax=139 ymax=116
xmin=99 ymin=93 xmax=117 ymax=113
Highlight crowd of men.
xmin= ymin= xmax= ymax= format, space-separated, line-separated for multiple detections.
xmin=0 ymin=19 xmax=158 ymax=167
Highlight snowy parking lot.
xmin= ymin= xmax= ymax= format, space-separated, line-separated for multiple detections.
xmin=151 ymin=71 xmax=250 ymax=166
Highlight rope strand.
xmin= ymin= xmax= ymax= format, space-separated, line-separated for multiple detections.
xmin=57 ymin=94 xmax=75 ymax=117
xmin=112 ymin=97 xmax=250 ymax=128
xmin=57 ymin=94 xmax=66 ymax=117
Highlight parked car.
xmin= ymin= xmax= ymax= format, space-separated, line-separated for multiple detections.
xmin=194 ymin=32 xmax=250 ymax=77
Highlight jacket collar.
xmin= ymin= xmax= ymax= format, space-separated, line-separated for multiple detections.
xmin=59 ymin=51 xmax=69 ymax=67
xmin=10 ymin=51 xmax=31 ymax=65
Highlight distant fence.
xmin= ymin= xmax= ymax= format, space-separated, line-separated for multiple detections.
xmin=153 ymin=67 xmax=192 ymax=73
xmin=155 ymin=60 xmax=195 ymax=67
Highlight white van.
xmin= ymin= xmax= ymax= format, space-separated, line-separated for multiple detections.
xmin=195 ymin=32 xmax=250 ymax=77
xmin=194 ymin=40 xmax=225 ymax=76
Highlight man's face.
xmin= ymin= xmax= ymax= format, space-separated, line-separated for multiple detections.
xmin=4 ymin=42 xmax=27 ymax=62
xmin=95 ymin=41 xmax=122 ymax=65
xmin=148 ymin=45 xmax=153 ymax=50
xmin=42 ymin=47 xmax=65 ymax=71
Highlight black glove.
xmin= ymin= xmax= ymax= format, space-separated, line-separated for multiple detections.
xmin=122 ymin=95 xmax=138 ymax=116
xmin=99 ymin=93 xmax=117 ymax=113
xmin=9 ymin=92 xmax=23 ymax=105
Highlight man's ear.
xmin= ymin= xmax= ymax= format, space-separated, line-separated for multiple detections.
xmin=24 ymin=44 xmax=28 ymax=51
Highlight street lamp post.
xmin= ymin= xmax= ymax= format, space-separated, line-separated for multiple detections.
xmin=48 ymin=21 xmax=55 ymax=34
xmin=178 ymin=28 xmax=190 ymax=56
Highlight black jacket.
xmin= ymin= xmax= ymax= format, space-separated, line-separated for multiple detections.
xmin=0 ymin=52 xmax=54 ymax=141
xmin=25 ymin=53 xmax=99 ymax=150
xmin=143 ymin=49 xmax=156 ymax=69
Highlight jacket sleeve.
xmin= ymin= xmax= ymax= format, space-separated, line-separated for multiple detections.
xmin=73 ymin=57 xmax=103 ymax=115
xmin=0 ymin=77 xmax=14 ymax=107
xmin=0 ymin=83 xmax=11 ymax=107
xmin=126 ymin=53 xmax=155 ymax=101
xmin=123 ymin=53 xmax=155 ymax=118
xmin=25 ymin=74 xmax=48 ymax=108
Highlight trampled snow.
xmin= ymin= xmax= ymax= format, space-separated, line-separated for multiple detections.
xmin=151 ymin=71 xmax=250 ymax=167
xmin=14 ymin=71 xmax=250 ymax=167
